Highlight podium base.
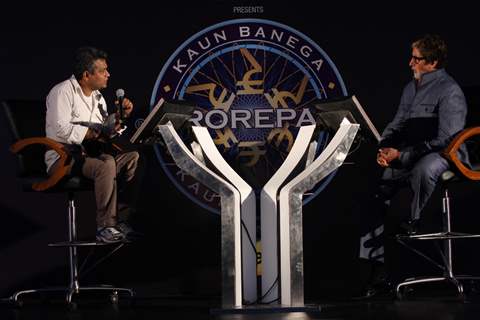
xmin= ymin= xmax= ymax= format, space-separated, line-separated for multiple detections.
xmin=210 ymin=304 xmax=321 ymax=315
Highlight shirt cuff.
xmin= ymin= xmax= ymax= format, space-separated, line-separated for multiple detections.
xmin=68 ymin=125 xmax=89 ymax=144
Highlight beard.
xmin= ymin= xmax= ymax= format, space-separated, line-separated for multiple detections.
xmin=413 ymin=70 xmax=421 ymax=80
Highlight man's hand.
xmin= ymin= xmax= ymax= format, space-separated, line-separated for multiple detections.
xmin=377 ymin=147 xmax=400 ymax=167
xmin=115 ymin=97 xmax=134 ymax=118
xmin=114 ymin=121 xmax=123 ymax=132
xmin=84 ymin=128 xmax=100 ymax=140
xmin=377 ymin=151 xmax=388 ymax=167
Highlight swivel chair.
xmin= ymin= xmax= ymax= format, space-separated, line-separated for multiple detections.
xmin=395 ymin=126 xmax=480 ymax=299
xmin=1 ymin=100 xmax=134 ymax=306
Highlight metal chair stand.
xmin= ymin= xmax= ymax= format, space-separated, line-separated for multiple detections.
xmin=9 ymin=192 xmax=134 ymax=306
xmin=395 ymin=187 xmax=480 ymax=300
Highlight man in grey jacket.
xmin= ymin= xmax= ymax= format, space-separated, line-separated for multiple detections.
xmin=359 ymin=34 xmax=468 ymax=296
xmin=377 ymin=34 xmax=467 ymax=231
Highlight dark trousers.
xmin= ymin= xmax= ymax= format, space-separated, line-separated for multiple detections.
xmin=359 ymin=152 xmax=449 ymax=262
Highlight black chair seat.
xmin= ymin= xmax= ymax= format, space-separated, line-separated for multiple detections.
xmin=441 ymin=164 xmax=480 ymax=183
xmin=20 ymin=175 xmax=93 ymax=193
xmin=441 ymin=170 xmax=458 ymax=183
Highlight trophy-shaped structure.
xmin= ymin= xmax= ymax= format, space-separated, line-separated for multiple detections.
xmin=132 ymin=96 xmax=380 ymax=310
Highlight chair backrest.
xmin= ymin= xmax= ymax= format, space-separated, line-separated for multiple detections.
xmin=463 ymin=86 xmax=480 ymax=166
xmin=1 ymin=100 xmax=47 ymax=177
xmin=463 ymin=86 xmax=480 ymax=128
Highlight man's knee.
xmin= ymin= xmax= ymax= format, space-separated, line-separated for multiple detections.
xmin=130 ymin=151 xmax=140 ymax=164
xmin=101 ymin=155 xmax=117 ymax=177
xmin=125 ymin=151 xmax=140 ymax=170
xmin=411 ymin=153 xmax=449 ymax=183
xmin=116 ymin=151 xmax=141 ymax=182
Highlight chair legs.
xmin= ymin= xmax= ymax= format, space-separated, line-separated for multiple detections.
xmin=395 ymin=187 xmax=480 ymax=300
xmin=11 ymin=285 xmax=134 ymax=306
xmin=10 ymin=192 xmax=134 ymax=306
xmin=396 ymin=276 xmax=464 ymax=300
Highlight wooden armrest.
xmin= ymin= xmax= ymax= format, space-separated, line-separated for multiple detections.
xmin=443 ymin=127 xmax=480 ymax=180
xmin=10 ymin=137 xmax=74 ymax=191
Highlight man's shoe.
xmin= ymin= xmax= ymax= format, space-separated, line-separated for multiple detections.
xmin=354 ymin=261 xmax=394 ymax=299
xmin=96 ymin=226 xmax=125 ymax=243
xmin=400 ymin=219 xmax=420 ymax=235
xmin=362 ymin=279 xmax=394 ymax=299
xmin=116 ymin=222 xmax=143 ymax=240
xmin=363 ymin=233 xmax=385 ymax=249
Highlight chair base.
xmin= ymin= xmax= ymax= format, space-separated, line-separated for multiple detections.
xmin=397 ymin=231 xmax=480 ymax=241
xmin=396 ymin=275 xmax=480 ymax=300
xmin=8 ymin=188 xmax=135 ymax=307
xmin=48 ymin=240 xmax=130 ymax=247
xmin=9 ymin=285 xmax=134 ymax=305
xmin=396 ymin=231 xmax=480 ymax=300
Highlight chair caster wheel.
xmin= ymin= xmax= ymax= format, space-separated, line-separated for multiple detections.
xmin=110 ymin=292 xmax=119 ymax=304
xmin=13 ymin=300 xmax=23 ymax=308
xmin=67 ymin=301 xmax=78 ymax=310
xmin=396 ymin=291 xmax=404 ymax=300
xmin=397 ymin=286 xmax=413 ymax=300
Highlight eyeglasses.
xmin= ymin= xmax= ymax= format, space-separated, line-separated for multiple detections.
xmin=411 ymin=55 xmax=426 ymax=64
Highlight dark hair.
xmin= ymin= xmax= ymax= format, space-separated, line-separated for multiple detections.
xmin=73 ymin=47 xmax=108 ymax=80
xmin=412 ymin=34 xmax=448 ymax=68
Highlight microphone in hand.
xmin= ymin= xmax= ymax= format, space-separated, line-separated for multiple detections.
xmin=115 ymin=88 xmax=125 ymax=124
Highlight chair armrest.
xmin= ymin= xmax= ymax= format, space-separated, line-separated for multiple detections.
xmin=443 ymin=127 xmax=480 ymax=180
xmin=10 ymin=137 xmax=74 ymax=191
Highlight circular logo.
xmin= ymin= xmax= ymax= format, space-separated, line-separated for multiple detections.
xmin=151 ymin=18 xmax=347 ymax=213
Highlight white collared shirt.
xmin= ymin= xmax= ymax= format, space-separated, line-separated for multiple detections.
xmin=44 ymin=75 xmax=108 ymax=172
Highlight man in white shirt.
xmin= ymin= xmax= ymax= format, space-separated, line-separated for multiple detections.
xmin=45 ymin=47 xmax=140 ymax=243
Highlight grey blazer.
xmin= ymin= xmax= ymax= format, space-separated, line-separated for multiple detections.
xmin=379 ymin=68 xmax=468 ymax=168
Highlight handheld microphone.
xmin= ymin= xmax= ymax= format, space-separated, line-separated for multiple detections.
xmin=115 ymin=88 xmax=125 ymax=123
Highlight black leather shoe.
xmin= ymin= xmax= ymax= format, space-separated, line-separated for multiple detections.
xmin=355 ymin=262 xmax=394 ymax=299
xmin=363 ymin=279 xmax=394 ymax=298
xmin=363 ymin=232 xmax=385 ymax=248
xmin=400 ymin=219 xmax=420 ymax=235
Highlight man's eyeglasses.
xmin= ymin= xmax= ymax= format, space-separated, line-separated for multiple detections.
xmin=411 ymin=55 xmax=426 ymax=64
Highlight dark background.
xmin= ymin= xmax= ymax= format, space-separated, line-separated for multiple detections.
xmin=1 ymin=1 xmax=480 ymax=301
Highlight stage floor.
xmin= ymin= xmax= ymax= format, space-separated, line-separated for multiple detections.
xmin=2 ymin=295 xmax=480 ymax=320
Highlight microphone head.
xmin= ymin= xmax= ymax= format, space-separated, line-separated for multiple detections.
xmin=115 ymin=88 xmax=125 ymax=98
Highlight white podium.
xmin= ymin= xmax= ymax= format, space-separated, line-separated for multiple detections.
xmin=158 ymin=118 xmax=359 ymax=310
